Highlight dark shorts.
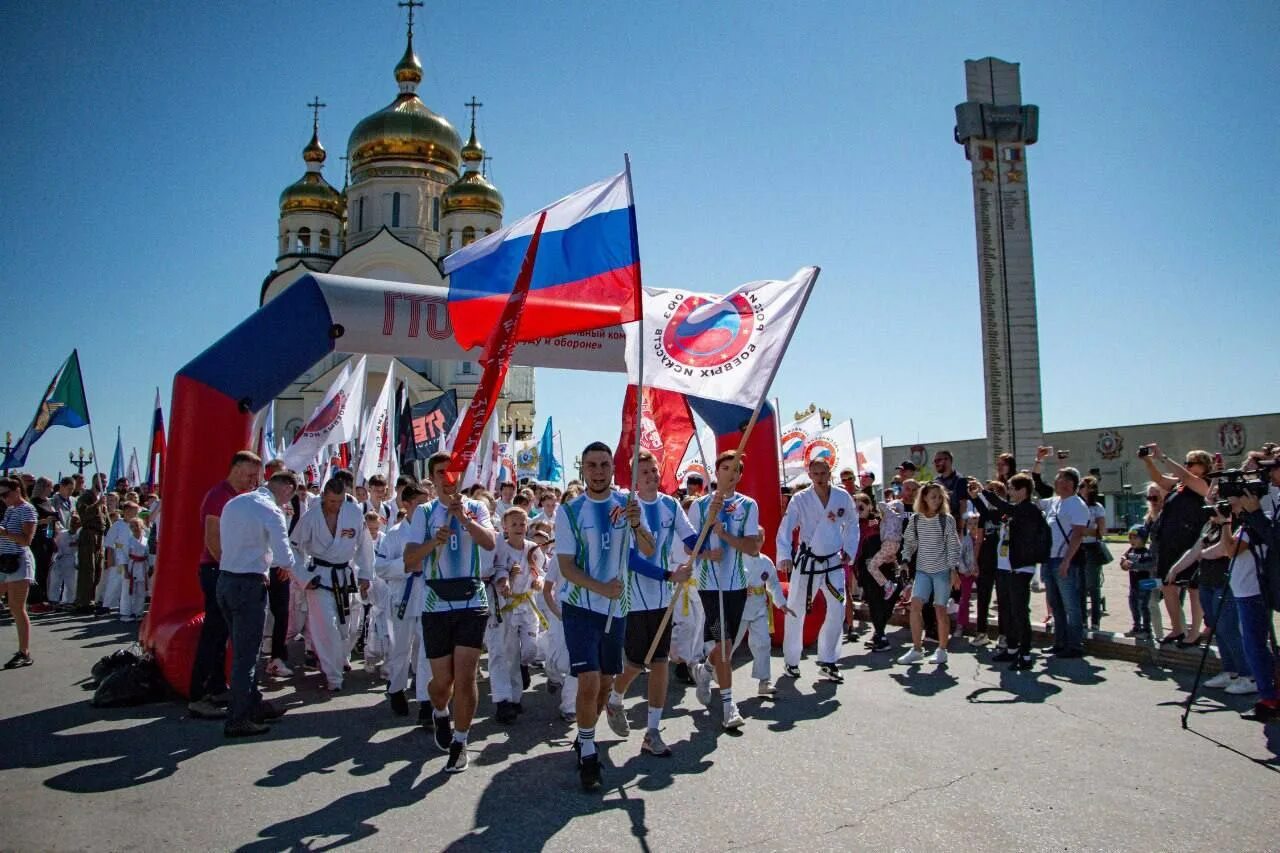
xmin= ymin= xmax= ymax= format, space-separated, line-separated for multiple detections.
xmin=625 ymin=607 xmax=673 ymax=666
xmin=562 ymin=603 xmax=625 ymax=676
xmin=700 ymin=588 xmax=748 ymax=644
xmin=421 ymin=609 xmax=487 ymax=660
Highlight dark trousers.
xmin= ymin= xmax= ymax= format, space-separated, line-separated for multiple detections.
xmin=975 ymin=542 xmax=999 ymax=634
xmin=860 ymin=565 xmax=899 ymax=639
xmin=1128 ymin=579 xmax=1152 ymax=631
xmin=31 ymin=534 xmax=53 ymax=604
xmin=268 ymin=571 xmax=290 ymax=662
xmin=1081 ymin=553 xmax=1104 ymax=626
xmin=999 ymin=570 xmax=1033 ymax=656
xmin=189 ymin=564 xmax=229 ymax=700
xmin=74 ymin=532 xmax=103 ymax=607
xmin=216 ymin=571 xmax=267 ymax=724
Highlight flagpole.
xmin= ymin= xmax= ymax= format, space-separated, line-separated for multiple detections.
xmin=847 ymin=418 xmax=861 ymax=475
xmin=773 ymin=396 xmax=785 ymax=485
xmin=555 ymin=431 xmax=566 ymax=488
xmin=644 ymin=266 xmax=822 ymax=665
xmin=608 ymin=153 xmax=644 ymax=634
xmin=77 ymin=349 xmax=102 ymax=483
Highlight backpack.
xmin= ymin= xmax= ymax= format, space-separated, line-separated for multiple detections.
xmin=1032 ymin=508 xmax=1053 ymax=564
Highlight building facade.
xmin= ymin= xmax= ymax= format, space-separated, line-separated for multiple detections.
xmin=260 ymin=12 xmax=534 ymax=445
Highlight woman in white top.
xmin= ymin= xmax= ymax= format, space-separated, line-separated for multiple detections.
xmin=0 ymin=477 xmax=39 ymax=668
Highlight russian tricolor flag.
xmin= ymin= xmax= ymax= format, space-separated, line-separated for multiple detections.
xmin=442 ymin=171 xmax=640 ymax=350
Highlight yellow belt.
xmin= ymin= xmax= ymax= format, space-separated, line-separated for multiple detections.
xmin=678 ymin=578 xmax=698 ymax=616
xmin=746 ymin=585 xmax=774 ymax=632
xmin=500 ymin=591 xmax=549 ymax=630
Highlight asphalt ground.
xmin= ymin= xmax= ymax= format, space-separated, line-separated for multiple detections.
xmin=1 ymin=604 xmax=1278 ymax=853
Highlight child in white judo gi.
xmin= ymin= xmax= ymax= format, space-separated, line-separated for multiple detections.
xmin=373 ymin=484 xmax=431 ymax=717
xmin=486 ymin=507 xmax=546 ymax=724
xmin=362 ymin=510 xmax=391 ymax=674
xmin=536 ymin=521 xmax=578 ymax=722
xmin=48 ymin=516 xmax=79 ymax=607
xmin=734 ymin=553 xmax=795 ymax=697
xmin=119 ymin=518 xmax=149 ymax=621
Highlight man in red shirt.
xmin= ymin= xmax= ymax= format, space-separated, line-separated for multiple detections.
xmin=188 ymin=451 xmax=263 ymax=719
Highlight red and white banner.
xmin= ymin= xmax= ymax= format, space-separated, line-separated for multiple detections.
xmin=282 ymin=357 xmax=366 ymax=473
xmin=614 ymin=385 xmax=695 ymax=494
xmin=355 ymin=363 xmax=395 ymax=485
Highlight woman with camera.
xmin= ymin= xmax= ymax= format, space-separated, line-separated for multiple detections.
xmin=1140 ymin=445 xmax=1210 ymax=645
xmin=1221 ymin=490 xmax=1279 ymax=720
xmin=0 ymin=477 xmax=38 ymax=668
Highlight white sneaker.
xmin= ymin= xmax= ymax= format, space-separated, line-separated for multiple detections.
xmin=722 ymin=703 xmax=745 ymax=730
xmin=930 ymin=647 xmax=949 ymax=665
xmin=266 ymin=658 xmax=293 ymax=677
xmin=757 ymin=679 xmax=776 ymax=697
xmin=1225 ymin=677 xmax=1258 ymax=695
xmin=1203 ymin=672 xmax=1236 ymax=690
xmin=897 ymin=648 xmax=924 ymax=665
xmin=694 ymin=662 xmax=713 ymax=706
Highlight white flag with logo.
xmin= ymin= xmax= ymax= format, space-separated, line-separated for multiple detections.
xmin=355 ymin=363 xmax=395 ymax=485
xmin=624 ymin=267 xmax=819 ymax=406
xmin=779 ymin=409 xmax=823 ymax=483
xmin=283 ymin=356 xmax=367 ymax=472
xmin=856 ymin=435 xmax=884 ymax=486
xmin=790 ymin=420 xmax=857 ymax=485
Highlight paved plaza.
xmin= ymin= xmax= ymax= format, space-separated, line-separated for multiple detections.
xmin=1 ymin=601 xmax=1277 ymax=852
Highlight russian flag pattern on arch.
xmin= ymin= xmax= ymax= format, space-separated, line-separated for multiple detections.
xmin=442 ymin=171 xmax=640 ymax=350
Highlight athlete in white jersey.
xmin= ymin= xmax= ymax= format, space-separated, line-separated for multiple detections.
xmin=605 ymin=450 xmax=694 ymax=757
xmin=403 ymin=452 xmax=497 ymax=774
xmin=290 ymin=479 xmax=375 ymax=692
xmin=686 ymin=451 xmax=761 ymax=730
xmin=778 ymin=458 xmax=861 ymax=683
xmin=555 ymin=441 xmax=660 ymax=791
xmin=372 ymin=483 xmax=431 ymax=717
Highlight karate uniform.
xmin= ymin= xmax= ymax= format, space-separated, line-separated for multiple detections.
xmin=100 ymin=519 xmax=130 ymax=610
xmin=119 ymin=531 xmax=149 ymax=620
xmin=361 ymin=530 xmax=391 ymax=672
xmin=778 ymin=486 xmax=860 ymax=668
xmin=734 ymin=554 xmax=787 ymax=681
xmin=538 ymin=552 xmax=578 ymax=715
xmin=373 ymin=518 xmax=426 ymax=695
xmin=49 ymin=529 xmax=78 ymax=605
xmin=290 ymin=500 xmax=375 ymax=689
xmin=486 ymin=537 xmax=546 ymax=705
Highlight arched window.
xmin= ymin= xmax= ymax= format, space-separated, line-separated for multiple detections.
xmin=432 ymin=197 xmax=440 ymax=231
xmin=319 ymin=229 xmax=331 ymax=252
xmin=297 ymin=227 xmax=311 ymax=253
xmin=462 ymin=226 xmax=476 ymax=246
xmin=358 ymin=197 xmax=365 ymax=231
xmin=392 ymin=192 xmax=401 ymax=228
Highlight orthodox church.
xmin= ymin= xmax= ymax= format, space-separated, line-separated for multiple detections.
xmin=260 ymin=8 xmax=535 ymax=446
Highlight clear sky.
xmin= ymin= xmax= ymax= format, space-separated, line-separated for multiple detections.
xmin=2 ymin=2 xmax=1277 ymax=481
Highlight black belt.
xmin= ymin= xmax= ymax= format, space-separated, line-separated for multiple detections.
xmin=311 ymin=560 xmax=356 ymax=624
xmin=795 ymin=543 xmax=842 ymax=613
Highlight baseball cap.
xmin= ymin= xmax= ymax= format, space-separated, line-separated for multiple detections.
xmin=897 ymin=460 xmax=918 ymax=472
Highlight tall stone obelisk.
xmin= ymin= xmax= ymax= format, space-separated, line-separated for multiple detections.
xmin=955 ymin=57 xmax=1044 ymax=470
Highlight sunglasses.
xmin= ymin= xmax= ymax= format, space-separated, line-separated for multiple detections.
xmin=1146 ymin=495 xmax=1161 ymax=502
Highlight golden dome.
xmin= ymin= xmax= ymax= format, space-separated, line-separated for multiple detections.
xmin=442 ymin=170 xmax=503 ymax=216
xmin=460 ymin=126 xmax=484 ymax=165
xmin=280 ymin=172 xmax=342 ymax=216
xmin=348 ymin=35 xmax=461 ymax=175
xmin=302 ymin=129 xmax=326 ymax=164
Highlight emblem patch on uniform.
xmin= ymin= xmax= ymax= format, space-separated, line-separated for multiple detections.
xmin=837 ymin=507 xmax=846 ymax=517
xmin=609 ymin=505 xmax=626 ymax=526
xmin=340 ymin=528 xmax=356 ymax=539
xmin=827 ymin=511 xmax=837 ymax=522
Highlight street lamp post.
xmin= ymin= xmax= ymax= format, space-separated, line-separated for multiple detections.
xmin=0 ymin=432 xmax=13 ymax=474
xmin=69 ymin=448 xmax=94 ymax=475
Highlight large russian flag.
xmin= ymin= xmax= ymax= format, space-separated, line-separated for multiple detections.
xmin=442 ymin=171 xmax=640 ymax=350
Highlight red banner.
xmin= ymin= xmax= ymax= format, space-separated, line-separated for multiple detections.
xmin=446 ymin=212 xmax=549 ymax=481
xmin=614 ymin=385 xmax=695 ymax=494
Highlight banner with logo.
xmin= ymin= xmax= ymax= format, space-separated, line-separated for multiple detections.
xmin=355 ymin=363 xmax=395 ymax=485
xmin=614 ymin=385 xmax=696 ymax=493
xmin=856 ymin=435 xmax=884 ymax=486
xmin=624 ymin=267 xmax=819 ymax=406
xmin=787 ymin=419 xmax=856 ymax=485
xmin=409 ymin=389 xmax=458 ymax=460
xmin=779 ymin=409 xmax=824 ymax=483
xmin=282 ymin=357 xmax=367 ymax=472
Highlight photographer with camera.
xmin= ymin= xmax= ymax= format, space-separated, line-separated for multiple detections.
xmin=1139 ymin=445 xmax=1210 ymax=646
xmin=1031 ymin=448 xmax=1089 ymax=658
xmin=1218 ymin=477 xmax=1279 ymax=722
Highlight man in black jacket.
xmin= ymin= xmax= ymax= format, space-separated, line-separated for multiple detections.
xmin=970 ymin=474 xmax=1047 ymax=670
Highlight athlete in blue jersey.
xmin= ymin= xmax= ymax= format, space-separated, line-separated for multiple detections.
xmin=403 ymin=452 xmax=497 ymax=774
xmin=686 ymin=450 xmax=762 ymax=731
xmin=556 ymin=441 xmax=667 ymax=791
xmin=606 ymin=449 xmax=694 ymax=757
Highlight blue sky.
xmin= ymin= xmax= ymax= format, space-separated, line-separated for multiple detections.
xmin=2 ymin=2 xmax=1277 ymax=480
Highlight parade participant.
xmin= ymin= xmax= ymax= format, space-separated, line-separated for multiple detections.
xmin=537 ymin=520 xmax=579 ymax=722
xmin=403 ymin=451 xmax=498 ymax=774
xmin=102 ymin=501 xmax=142 ymax=618
xmin=778 ymin=457 xmax=860 ymax=683
xmin=606 ymin=450 xmax=694 ymax=757
xmin=898 ymin=482 xmax=962 ymax=666
xmin=0 ymin=478 xmax=37 ymax=668
xmin=372 ymin=482 xmax=431 ymax=716
xmin=497 ymin=481 xmax=516 ymax=517
xmin=215 ymin=470 xmax=296 ymax=737
xmin=48 ymin=515 xmax=78 ymax=607
xmin=189 ymin=451 xmax=262 ymax=719
xmin=685 ymin=473 xmax=706 ymax=500
xmin=361 ymin=510 xmax=390 ymax=673
xmin=118 ymin=517 xmax=149 ymax=621
xmin=72 ymin=477 xmax=108 ymax=614
xmin=290 ymin=477 xmax=375 ymax=692
xmin=363 ymin=474 xmax=394 ymax=522
xmin=688 ymin=450 xmax=761 ymax=729
xmin=487 ymin=506 xmax=545 ymax=724
xmin=734 ymin=552 xmax=792 ymax=697
xmin=555 ymin=441 xmax=660 ymax=790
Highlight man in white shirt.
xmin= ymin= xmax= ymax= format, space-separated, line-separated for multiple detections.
xmin=778 ymin=458 xmax=860 ymax=683
xmin=1037 ymin=458 xmax=1090 ymax=658
xmin=372 ymin=482 xmax=431 ymax=716
xmin=290 ymin=478 xmax=376 ymax=692
xmin=216 ymin=470 xmax=297 ymax=737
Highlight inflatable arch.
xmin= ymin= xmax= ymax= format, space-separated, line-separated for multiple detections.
xmin=140 ymin=272 xmax=820 ymax=695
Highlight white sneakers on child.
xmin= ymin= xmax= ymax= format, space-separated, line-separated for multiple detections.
xmin=897 ymin=648 xmax=924 ymax=665
xmin=1225 ymin=677 xmax=1259 ymax=695
xmin=1203 ymin=671 xmax=1236 ymax=690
